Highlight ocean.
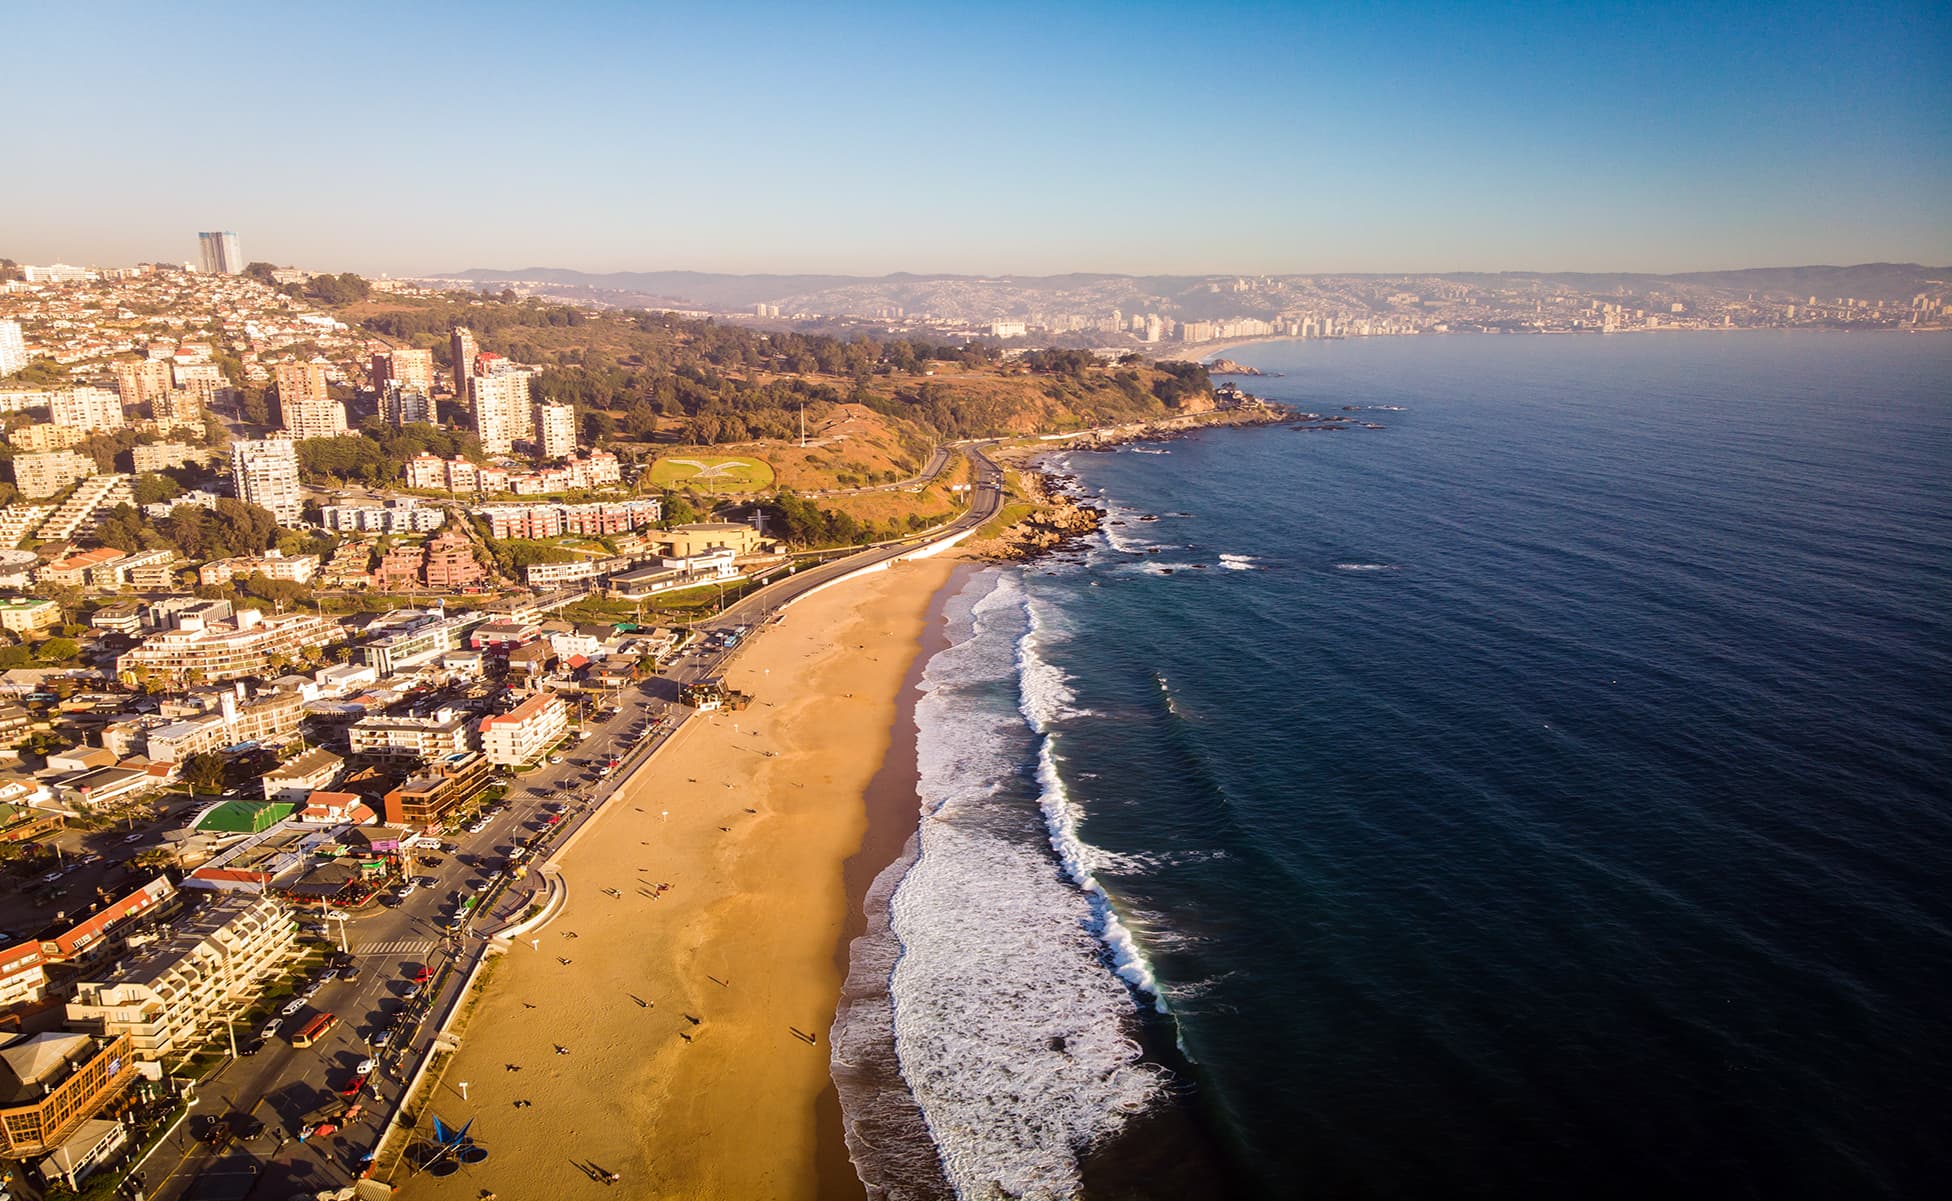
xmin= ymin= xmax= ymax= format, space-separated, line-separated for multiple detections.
xmin=833 ymin=331 xmax=1952 ymax=1201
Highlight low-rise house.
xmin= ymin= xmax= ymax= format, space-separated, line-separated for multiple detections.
xmin=261 ymin=747 xmax=344 ymax=800
xmin=87 ymin=601 xmax=143 ymax=635
xmin=294 ymin=790 xmax=374 ymax=824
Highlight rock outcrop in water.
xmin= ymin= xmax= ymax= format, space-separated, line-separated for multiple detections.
xmin=968 ymin=473 xmax=1104 ymax=562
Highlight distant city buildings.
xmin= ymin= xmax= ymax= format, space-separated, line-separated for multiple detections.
xmin=196 ymin=230 xmax=243 ymax=275
xmin=228 ymin=438 xmax=302 ymax=524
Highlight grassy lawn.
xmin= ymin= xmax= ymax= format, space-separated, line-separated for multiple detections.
xmin=976 ymin=501 xmax=1037 ymax=540
xmin=649 ymin=454 xmax=776 ymax=492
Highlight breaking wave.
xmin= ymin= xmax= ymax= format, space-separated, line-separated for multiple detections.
xmin=863 ymin=570 xmax=1166 ymax=1200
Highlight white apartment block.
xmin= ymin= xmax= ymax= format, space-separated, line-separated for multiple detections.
xmin=11 ymin=450 xmax=98 ymax=499
xmin=66 ymin=895 xmax=297 ymax=1067
xmin=281 ymin=397 xmax=347 ymax=439
xmin=229 ymin=438 xmax=302 ymax=525
xmin=0 ymin=319 xmax=27 ymax=377
xmin=477 ymin=693 xmax=568 ymax=766
xmin=48 ymin=387 xmax=126 ymax=433
xmin=115 ymin=608 xmax=338 ymax=684
xmin=319 ymin=499 xmax=444 ymax=534
xmin=471 ymin=371 xmax=533 ymax=454
xmin=535 ymin=401 xmax=576 ymax=458
xmin=347 ymin=708 xmax=475 ymax=759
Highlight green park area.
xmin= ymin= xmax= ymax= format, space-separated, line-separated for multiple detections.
xmin=648 ymin=455 xmax=776 ymax=492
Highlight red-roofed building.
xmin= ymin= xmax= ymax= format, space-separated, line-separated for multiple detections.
xmin=295 ymin=791 xmax=375 ymax=824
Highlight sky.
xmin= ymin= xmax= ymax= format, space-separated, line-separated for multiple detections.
xmin=5 ymin=0 xmax=1949 ymax=277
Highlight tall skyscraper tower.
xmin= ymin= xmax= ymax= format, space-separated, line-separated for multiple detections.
xmin=197 ymin=231 xmax=242 ymax=274
xmin=450 ymin=327 xmax=478 ymax=402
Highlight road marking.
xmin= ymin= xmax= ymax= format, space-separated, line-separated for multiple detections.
xmin=358 ymin=938 xmax=437 ymax=956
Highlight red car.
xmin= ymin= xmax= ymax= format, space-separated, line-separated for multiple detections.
xmin=339 ymin=1073 xmax=368 ymax=1098
xmin=412 ymin=966 xmax=434 ymax=984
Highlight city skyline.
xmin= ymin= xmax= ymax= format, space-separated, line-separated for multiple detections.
xmin=5 ymin=1 xmax=1949 ymax=276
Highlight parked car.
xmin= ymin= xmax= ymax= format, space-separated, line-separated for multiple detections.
xmin=261 ymin=1019 xmax=282 ymax=1038
xmin=280 ymin=999 xmax=305 ymax=1016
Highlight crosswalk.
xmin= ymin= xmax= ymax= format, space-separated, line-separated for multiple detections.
xmin=358 ymin=938 xmax=438 ymax=957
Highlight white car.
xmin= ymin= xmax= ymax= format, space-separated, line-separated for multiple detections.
xmin=261 ymin=1019 xmax=282 ymax=1038
xmin=397 ymin=880 xmax=418 ymax=897
xmin=281 ymin=998 xmax=305 ymax=1016
xmin=355 ymin=1057 xmax=376 ymax=1075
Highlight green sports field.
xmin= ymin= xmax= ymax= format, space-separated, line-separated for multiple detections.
xmin=648 ymin=455 xmax=776 ymax=492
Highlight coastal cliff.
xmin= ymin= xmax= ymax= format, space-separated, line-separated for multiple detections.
xmin=1205 ymin=357 xmax=1265 ymax=376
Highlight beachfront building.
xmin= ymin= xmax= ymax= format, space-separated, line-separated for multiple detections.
xmin=379 ymin=750 xmax=494 ymax=828
xmin=658 ymin=522 xmax=765 ymax=557
xmin=115 ymin=608 xmax=338 ymax=685
xmin=0 ymin=1032 xmax=138 ymax=1160
xmin=347 ymin=708 xmax=474 ymax=760
xmin=477 ymin=693 xmax=567 ymax=766
xmin=65 ymin=894 xmax=298 ymax=1069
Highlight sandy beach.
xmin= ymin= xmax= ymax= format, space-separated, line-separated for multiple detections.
xmin=398 ymin=554 xmax=959 ymax=1201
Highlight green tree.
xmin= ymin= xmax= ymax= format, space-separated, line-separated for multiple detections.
xmin=182 ymin=752 xmax=227 ymax=797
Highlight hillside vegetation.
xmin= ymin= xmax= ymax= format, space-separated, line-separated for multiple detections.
xmin=351 ymin=294 xmax=1214 ymax=459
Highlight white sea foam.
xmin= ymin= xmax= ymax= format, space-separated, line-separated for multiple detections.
xmin=884 ymin=571 xmax=1167 ymax=1200
xmin=1126 ymin=446 xmax=1171 ymax=455
xmin=1218 ymin=553 xmax=1257 ymax=571
xmin=1334 ymin=561 xmax=1397 ymax=571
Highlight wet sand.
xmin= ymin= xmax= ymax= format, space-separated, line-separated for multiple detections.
xmin=399 ymin=555 xmax=958 ymax=1201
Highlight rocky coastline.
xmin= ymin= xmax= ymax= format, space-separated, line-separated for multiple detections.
xmin=968 ymin=404 xmax=1288 ymax=562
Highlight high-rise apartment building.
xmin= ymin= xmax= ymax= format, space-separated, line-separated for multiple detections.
xmin=0 ymin=320 xmax=27 ymax=377
xmin=450 ymin=327 xmax=478 ymax=400
xmin=113 ymin=359 xmax=174 ymax=408
xmin=228 ymin=438 xmax=302 ymax=525
xmin=470 ymin=370 xmax=533 ymax=454
xmin=535 ymin=401 xmax=576 ymax=459
xmin=197 ymin=231 xmax=242 ymax=275
xmin=381 ymin=384 xmax=438 ymax=428
xmin=371 ymin=348 xmax=435 ymax=395
xmin=281 ymin=397 xmax=347 ymax=439
xmin=273 ymin=362 xmax=328 ymax=405
xmin=49 ymin=386 xmax=127 ymax=432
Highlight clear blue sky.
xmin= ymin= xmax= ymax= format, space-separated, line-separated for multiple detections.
xmin=7 ymin=0 xmax=1948 ymax=276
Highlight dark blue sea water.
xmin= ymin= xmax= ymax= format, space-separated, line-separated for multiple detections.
xmin=837 ymin=332 xmax=1952 ymax=1201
